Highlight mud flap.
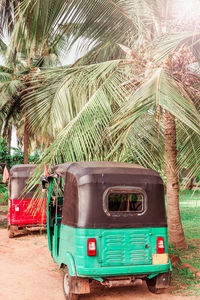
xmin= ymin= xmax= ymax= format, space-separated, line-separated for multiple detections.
xmin=70 ymin=277 xmax=90 ymax=294
xmin=155 ymin=272 xmax=171 ymax=288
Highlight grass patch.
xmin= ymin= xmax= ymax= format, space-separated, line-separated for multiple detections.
xmin=180 ymin=207 xmax=200 ymax=239
xmin=170 ymin=240 xmax=200 ymax=296
xmin=179 ymin=190 xmax=200 ymax=202
xmin=0 ymin=186 xmax=8 ymax=205
xmin=0 ymin=205 xmax=8 ymax=213
xmin=169 ymin=191 xmax=200 ymax=295
xmin=171 ymin=266 xmax=200 ymax=296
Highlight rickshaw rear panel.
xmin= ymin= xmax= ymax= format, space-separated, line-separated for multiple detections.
xmin=56 ymin=225 xmax=170 ymax=278
xmin=8 ymin=164 xmax=47 ymax=237
xmin=44 ymin=162 xmax=171 ymax=297
xmin=8 ymin=198 xmax=46 ymax=226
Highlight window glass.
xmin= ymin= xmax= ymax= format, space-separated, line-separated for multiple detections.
xmin=107 ymin=190 xmax=144 ymax=213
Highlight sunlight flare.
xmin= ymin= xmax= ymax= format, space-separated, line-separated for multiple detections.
xmin=173 ymin=0 xmax=200 ymax=20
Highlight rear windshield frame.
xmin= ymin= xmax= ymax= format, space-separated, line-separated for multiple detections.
xmin=103 ymin=186 xmax=147 ymax=217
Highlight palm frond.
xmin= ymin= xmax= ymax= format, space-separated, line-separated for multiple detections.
xmin=24 ymin=59 xmax=128 ymax=135
xmin=151 ymin=32 xmax=200 ymax=63
xmin=176 ymin=122 xmax=200 ymax=183
xmin=111 ymin=68 xmax=200 ymax=137
xmin=106 ymin=67 xmax=200 ymax=178
xmin=0 ymin=0 xmax=21 ymax=34
xmin=7 ymin=0 xmax=152 ymax=60
xmin=0 ymin=71 xmax=12 ymax=81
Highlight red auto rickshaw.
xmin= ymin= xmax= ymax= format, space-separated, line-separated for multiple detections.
xmin=7 ymin=164 xmax=47 ymax=238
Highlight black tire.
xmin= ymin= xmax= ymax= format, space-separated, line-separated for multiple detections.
xmin=146 ymin=277 xmax=165 ymax=294
xmin=63 ymin=266 xmax=78 ymax=300
xmin=8 ymin=226 xmax=17 ymax=238
xmin=8 ymin=230 xmax=15 ymax=238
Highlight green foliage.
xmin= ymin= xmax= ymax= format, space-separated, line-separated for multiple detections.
xmin=172 ymin=266 xmax=200 ymax=296
xmin=0 ymin=138 xmax=12 ymax=167
xmin=179 ymin=190 xmax=200 ymax=203
xmin=0 ymin=138 xmax=41 ymax=204
xmin=169 ymin=191 xmax=200 ymax=295
xmin=0 ymin=175 xmax=8 ymax=205
xmin=7 ymin=0 xmax=145 ymax=60
xmin=10 ymin=147 xmax=40 ymax=166
xmin=28 ymin=151 xmax=40 ymax=164
xmin=1 ymin=0 xmax=199 ymax=186
xmin=0 ymin=138 xmax=41 ymax=168
xmin=0 ymin=138 xmax=40 ymax=205
xmin=170 ymin=239 xmax=200 ymax=296
xmin=180 ymin=207 xmax=200 ymax=240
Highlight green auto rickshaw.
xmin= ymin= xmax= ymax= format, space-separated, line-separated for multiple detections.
xmin=42 ymin=162 xmax=171 ymax=299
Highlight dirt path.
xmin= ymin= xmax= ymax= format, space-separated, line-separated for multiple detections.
xmin=0 ymin=228 xmax=199 ymax=300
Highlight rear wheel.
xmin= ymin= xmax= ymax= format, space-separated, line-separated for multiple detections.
xmin=8 ymin=225 xmax=17 ymax=238
xmin=146 ymin=277 xmax=165 ymax=294
xmin=8 ymin=230 xmax=15 ymax=238
xmin=63 ymin=266 xmax=78 ymax=300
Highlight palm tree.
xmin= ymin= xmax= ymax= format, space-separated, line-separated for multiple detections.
xmin=0 ymin=49 xmax=61 ymax=158
xmin=0 ymin=62 xmax=23 ymax=150
xmin=6 ymin=0 xmax=200 ymax=249
xmin=0 ymin=0 xmax=67 ymax=162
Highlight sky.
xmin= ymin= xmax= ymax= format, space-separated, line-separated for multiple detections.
xmin=0 ymin=55 xmax=4 ymax=65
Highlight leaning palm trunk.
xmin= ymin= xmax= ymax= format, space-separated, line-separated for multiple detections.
xmin=164 ymin=109 xmax=188 ymax=249
xmin=24 ymin=115 xmax=29 ymax=164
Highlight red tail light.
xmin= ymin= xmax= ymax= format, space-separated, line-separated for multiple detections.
xmin=157 ymin=237 xmax=165 ymax=253
xmin=87 ymin=238 xmax=96 ymax=256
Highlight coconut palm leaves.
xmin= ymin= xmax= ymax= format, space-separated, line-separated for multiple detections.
xmin=112 ymin=67 xmax=199 ymax=134
xmin=110 ymin=66 xmax=200 ymax=176
xmin=7 ymin=0 xmax=151 ymax=61
xmin=0 ymin=64 xmax=24 ymax=132
xmin=23 ymin=35 xmax=200 ymax=175
xmin=4 ymin=0 xmax=198 ymax=168
xmin=26 ymin=57 xmax=200 ymax=175
xmin=2 ymin=0 xmax=200 ymax=248
xmin=25 ymin=60 xmax=129 ymax=161
xmin=177 ymin=125 xmax=200 ymax=181
xmin=0 ymin=0 xmax=21 ymax=34
xmin=24 ymin=60 xmax=124 ymax=132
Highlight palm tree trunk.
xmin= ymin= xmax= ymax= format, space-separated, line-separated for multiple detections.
xmin=164 ymin=109 xmax=188 ymax=249
xmin=24 ymin=115 xmax=29 ymax=164
xmin=23 ymin=57 xmax=33 ymax=164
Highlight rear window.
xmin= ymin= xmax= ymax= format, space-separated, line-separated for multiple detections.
xmin=104 ymin=187 xmax=146 ymax=216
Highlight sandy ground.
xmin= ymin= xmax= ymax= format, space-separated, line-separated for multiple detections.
xmin=0 ymin=228 xmax=199 ymax=300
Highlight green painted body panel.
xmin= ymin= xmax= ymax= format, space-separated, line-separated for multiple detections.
xmin=50 ymin=224 xmax=170 ymax=278
xmin=47 ymin=180 xmax=53 ymax=252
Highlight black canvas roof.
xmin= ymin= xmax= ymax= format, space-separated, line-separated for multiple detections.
xmin=49 ymin=162 xmax=166 ymax=229
xmin=9 ymin=164 xmax=37 ymax=199
xmin=10 ymin=164 xmax=36 ymax=178
xmin=51 ymin=161 xmax=159 ymax=183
